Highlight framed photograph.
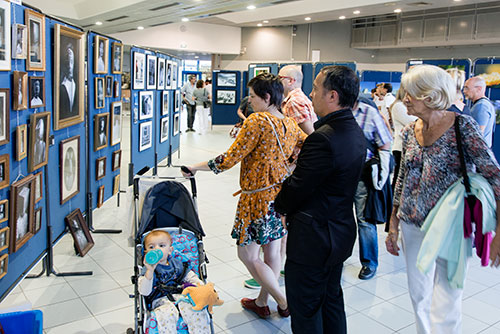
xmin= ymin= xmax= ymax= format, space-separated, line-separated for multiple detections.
xmin=54 ymin=24 xmax=85 ymax=130
xmin=175 ymin=90 xmax=180 ymax=112
xmin=13 ymin=71 xmax=28 ymax=110
xmin=105 ymin=75 xmax=113 ymax=97
xmin=65 ymin=209 xmax=94 ymax=257
xmin=0 ymin=200 xmax=7 ymax=224
xmin=34 ymin=171 xmax=42 ymax=203
xmin=94 ymin=113 xmax=109 ymax=151
xmin=95 ymin=77 xmax=105 ymax=109
xmin=216 ymin=90 xmax=236 ymax=105
xmin=139 ymin=121 xmax=152 ymax=151
xmin=26 ymin=9 xmax=44 ymax=71
xmin=95 ymin=157 xmax=106 ymax=181
xmin=60 ymin=136 xmax=80 ymax=205
xmin=0 ymin=154 xmax=9 ymax=190
xmin=29 ymin=76 xmax=45 ymax=108
xmin=113 ymin=175 xmax=120 ymax=196
xmin=0 ymin=1 xmax=11 ymax=71
xmin=97 ymin=186 xmax=105 ymax=208
xmin=0 ymin=89 xmax=9 ymax=146
xmin=114 ymin=80 xmax=120 ymax=98
xmin=216 ymin=72 xmax=237 ymax=87
xmin=173 ymin=113 xmax=179 ymax=136
xmin=157 ymin=58 xmax=165 ymax=90
xmin=112 ymin=149 xmax=121 ymax=171
xmin=9 ymin=174 xmax=35 ymax=253
xmin=253 ymin=66 xmax=270 ymax=77
xmin=172 ymin=62 xmax=178 ymax=89
xmin=162 ymin=91 xmax=169 ymax=116
xmin=33 ymin=208 xmax=42 ymax=234
xmin=16 ymin=124 xmax=27 ymax=161
xmin=165 ymin=60 xmax=172 ymax=89
xmin=111 ymin=42 xmax=123 ymax=74
xmin=146 ymin=54 xmax=157 ymax=90
xmin=110 ymin=101 xmax=122 ymax=146
xmin=94 ymin=35 xmax=108 ymax=74
xmin=133 ymin=52 xmax=145 ymax=90
xmin=0 ymin=254 xmax=7 ymax=279
xmin=28 ymin=111 xmax=50 ymax=172
xmin=139 ymin=91 xmax=154 ymax=120
xmin=12 ymin=24 xmax=27 ymax=59
xmin=0 ymin=226 xmax=8 ymax=252
xmin=160 ymin=117 xmax=169 ymax=143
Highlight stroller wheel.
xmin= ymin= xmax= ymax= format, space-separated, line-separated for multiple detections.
xmin=126 ymin=328 xmax=135 ymax=334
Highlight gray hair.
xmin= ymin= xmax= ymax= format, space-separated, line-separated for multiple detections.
xmin=401 ymin=65 xmax=456 ymax=110
xmin=446 ymin=68 xmax=466 ymax=93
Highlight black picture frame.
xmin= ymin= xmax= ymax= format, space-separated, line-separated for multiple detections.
xmin=216 ymin=90 xmax=237 ymax=105
xmin=216 ymin=72 xmax=237 ymax=87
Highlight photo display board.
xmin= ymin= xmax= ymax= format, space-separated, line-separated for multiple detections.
xmin=360 ymin=71 xmax=402 ymax=94
xmin=212 ymin=70 xmax=241 ymax=125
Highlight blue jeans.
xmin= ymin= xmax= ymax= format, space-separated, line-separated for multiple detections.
xmin=353 ymin=180 xmax=378 ymax=270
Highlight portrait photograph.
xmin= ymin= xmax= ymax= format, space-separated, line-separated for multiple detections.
xmin=28 ymin=112 xmax=50 ymax=172
xmin=0 ymin=154 xmax=9 ymax=190
xmin=60 ymin=135 xmax=80 ymax=205
xmin=34 ymin=171 xmax=42 ymax=203
xmin=160 ymin=116 xmax=169 ymax=143
xmin=94 ymin=35 xmax=108 ymax=74
xmin=95 ymin=77 xmax=105 ymax=109
xmin=114 ymin=80 xmax=120 ymax=98
xmin=112 ymin=149 xmax=121 ymax=171
xmin=13 ymin=71 xmax=28 ymax=110
xmin=112 ymin=42 xmax=123 ymax=74
xmin=29 ymin=76 xmax=45 ymax=108
xmin=26 ymin=9 xmax=44 ymax=71
xmin=139 ymin=91 xmax=154 ymax=120
xmin=105 ymin=76 xmax=113 ymax=97
xmin=139 ymin=121 xmax=152 ymax=152
xmin=146 ymin=54 xmax=157 ymax=90
xmin=54 ymin=24 xmax=85 ymax=130
xmin=253 ymin=66 xmax=270 ymax=77
xmin=33 ymin=208 xmax=42 ymax=234
xmin=96 ymin=157 xmax=106 ymax=181
xmin=0 ymin=88 xmax=9 ymax=146
xmin=172 ymin=62 xmax=178 ymax=89
xmin=94 ymin=113 xmax=109 ymax=151
xmin=216 ymin=72 xmax=237 ymax=87
xmin=9 ymin=174 xmax=35 ymax=253
xmin=0 ymin=2 xmax=11 ymax=70
xmin=0 ymin=254 xmax=7 ymax=280
xmin=133 ymin=52 xmax=145 ymax=90
xmin=165 ymin=60 xmax=172 ymax=89
xmin=162 ymin=91 xmax=169 ymax=116
xmin=0 ymin=200 xmax=8 ymax=224
xmin=216 ymin=90 xmax=236 ymax=105
xmin=97 ymin=185 xmax=105 ymax=208
xmin=12 ymin=23 xmax=27 ymax=60
xmin=175 ymin=90 xmax=181 ymax=112
xmin=16 ymin=124 xmax=27 ymax=161
xmin=110 ymin=101 xmax=122 ymax=146
xmin=173 ymin=113 xmax=179 ymax=136
xmin=0 ymin=226 xmax=9 ymax=252
xmin=157 ymin=58 xmax=165 ymax=90
xmin=113 ymin=175 xmax=120 ymax=196
xmin=65 ymin=209 xmax=94 ymax=257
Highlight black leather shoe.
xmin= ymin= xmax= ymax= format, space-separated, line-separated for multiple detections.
xmin=358 ymin=266 xmax=376 ymax=280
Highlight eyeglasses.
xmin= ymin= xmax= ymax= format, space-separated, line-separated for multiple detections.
xmin=279 ymin=75 xmax=294 ymax=81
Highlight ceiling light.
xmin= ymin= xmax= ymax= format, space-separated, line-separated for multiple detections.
xmin=394 ymin=8 xmax=402 ymax=13
xmin=353 ymin=10 xmax=360 ymax=14
xmin=194 ymin=56 xmax=199 ymax=59
xmin=453 ymin=0 xmax=462 ymax=1
xmin=305 ymin=17 xmax=311 ymax=21
xmin=95 ymin=21 xmax=103 ymax=25
xmin=182 ymin=17 xmax=189 ymax=22
xmin=263 ymin=20 xmax=269 ymax=23
xmin=257 ymin=23 xmax=263 ymax=27
xmin=339 ymin=15 xmax=346 ymax=19
xmin=137 ymin=26 xmax=144 ymax=30
xmin=247 ymin=5 xmax=256 ymax=10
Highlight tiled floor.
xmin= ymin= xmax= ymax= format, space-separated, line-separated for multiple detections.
xmin=2 ymin=114 xmax=500 ymax=333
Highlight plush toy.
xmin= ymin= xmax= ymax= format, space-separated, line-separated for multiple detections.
xmin=181 ymin=282 xmax=224 ymax=314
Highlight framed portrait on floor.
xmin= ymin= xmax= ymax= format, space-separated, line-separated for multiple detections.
xmin=28 ymin=111 xmax=50 ymax=172
xmin=113 ymin=175 xmax=120 ymax=196
xmin=0 ymin=254 xmax=7 ymax=279
xmin=0 ymin=154 xmax=9 ymax=190
xmin=216 ymin=90 xmax=236 ymax=105
xmin=139 ymin=121 xmax=152 ymax=151
xmin=54 ymin=24 xmax=85 ymax=130
xmin=133 ymin=52 xmax=145 ymax=90
xmin=162 ymin=91 xmax=169 ymax=116
xmin=105 ymin=76 xmax=113 ymax=97
xmin=94 ymin=113 xmax=109 ymax=151
xmin=13 ymin=71 xmax=28 ymax=110
xmin=0 ymin=1 xmax=11 ymax=71
xmin=0 ymin=200 xmax=7 ymax=224
xmin=0 ymin=88 xmax=9 ymax=146
xmin=110 ymin=101 xmax=122 ymax=146
xmin=173 ymin=113 xmax=179 ymax=136
xmin=96 ymin=157 xmax=106 ymax=181
xmin=95 ymin=77 xmax=105 ymax=109
xmin=26 ymin=9 xmax=44 ymax=71
xmin=65 ymin=209 xmax=94 ymax=257
xmin=112 ymin=149 xmax=121 ymax=171
xmin=216 ymin=72 xmax=237 ymax=87
xmin=29 ymin=76 xmax=45 ymax=108
xmin=0 ymin=226 xmax=9 ymax=252
xmin=112 ymin=42 xmax=123 ymax=74
xmin=160 ymin=117 xmax=169 ymax=143
xmin=139 ymin=91 xmax=154 ymax=120
xmin=9 ymin=174 xmax=35 ymax=253
xmin=33 ymin=208 xmax=42 ymax=234
xmin=94 ymin=35 xmax=108 ymax=74
xmin=146 ymin=54 xmax=157 ymax=90
xmin=60 ymin=136 xmax=80 ymax=205
xmin=34 ymin=171 xmax=43 ymax=203
xmin=12 ymin=24 xmax=27 ymax=60
xmin=97 ymin=186 xmax=105 ymax=208
xmin=157 ymin=58 xmax=165 ymax=90
xmin=16 ymin=124 xmax=27 ymax=161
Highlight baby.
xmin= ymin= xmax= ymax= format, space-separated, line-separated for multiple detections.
xmin=138 ymin=230 xmax=210 ymax=334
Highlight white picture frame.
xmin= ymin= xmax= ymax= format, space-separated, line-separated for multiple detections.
xmin=146 ymin=54 xmax=157 ymax=90
xmin=0 ymin=2 xmax=12 ymax=71
xmin=139 ymin=121 xmax=152 ymax=151
xmin=160 ymin=117 xmax=169 ymax=143
xmin=12 ymin=24 xmax=27 ymax=59
xmin=139 ymin=91 xmax=154 ymax=120
xmin=133 ymin=52 xmax=145 ymax=90
xmin=157 ymin=58 xmax=165 ymax=90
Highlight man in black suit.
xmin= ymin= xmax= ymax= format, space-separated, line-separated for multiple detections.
xmin=274 ymin=65 xmax=366 ymax=334
xmin=60 ymin=42 xmax=78 ymax=120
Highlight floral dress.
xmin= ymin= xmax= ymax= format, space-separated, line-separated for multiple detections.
xmin=208 ymin=112 xmax=306 ymax=246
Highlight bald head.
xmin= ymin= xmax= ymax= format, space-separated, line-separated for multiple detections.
xmin=278 ymin=65 xmax=303 ymax=96
xmin=464 ymin=76 xmax=486 ymax=102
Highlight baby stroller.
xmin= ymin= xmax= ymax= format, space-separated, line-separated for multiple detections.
xmin=127 ymin=173 xmax=214 ymax=334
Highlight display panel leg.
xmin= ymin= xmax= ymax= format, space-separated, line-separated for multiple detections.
xmin=87 ymin=192 xmax=122 ymax=234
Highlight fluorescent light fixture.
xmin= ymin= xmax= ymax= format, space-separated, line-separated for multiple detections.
xmin=194 ymin=56 xmax=199 ymax=59
xmin=394 ymin=8 xmax=402 ymax=13
xmin=305 ymin=17 xmax=311 ymax=21
xmin=257 ymin=23 xmax=263 ymax=26
xmin=182 ymin=17 xmax=189 ymax=22
xmin=339 ymin=15 xmax=346 ymax=20
xmin=263 ymin=20 xmax=269 ymax=23
xmin=353 ymin=10 xmax=360 ymax=14
xmin=247 ymin=5 xmax=256 ymax=9
xmin=95 ymin=21 xmax=103 ymax=25
xmin=137 ymin=26 xmax=144 ymax=30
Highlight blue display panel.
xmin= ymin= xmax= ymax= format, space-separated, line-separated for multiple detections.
xmin=360 ymin=71 xmax=402 ymax=94
xmin=212 ymin=70 xmax=241 ymax=125
xmin=314 ymin=62 xmax=357 ymax=78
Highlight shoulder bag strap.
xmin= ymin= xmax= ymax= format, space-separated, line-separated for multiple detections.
xmin=263 ymin=113 xmax=292 ymax=175
xmin=454 ymin=115 xmax=472 ymax=194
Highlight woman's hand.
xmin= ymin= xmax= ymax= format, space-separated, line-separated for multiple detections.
xmin=385 ymin=206 xmax=401 ymax=256
xmin=181 ymin=166 xmax=196 ymax=177
xmin=490 ymin=234 xmax=500 ymax=268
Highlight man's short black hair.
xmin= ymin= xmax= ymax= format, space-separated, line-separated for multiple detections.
xmin=383 ymin=83 xmax=393 ymax=93
xmin=247 ymin=73 xmax=284 ymax=109
xmin=320 ymin=66 xmax=359 ymax=108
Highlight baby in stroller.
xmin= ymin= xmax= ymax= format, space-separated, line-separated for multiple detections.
xmin=139 ymin=230 xmax=211 ymax=334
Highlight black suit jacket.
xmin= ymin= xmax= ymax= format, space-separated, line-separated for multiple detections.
xmin=60 ymin=81 xmax=79 ymax=120
xmin=275 ymin=109 xmax=366 ymax=267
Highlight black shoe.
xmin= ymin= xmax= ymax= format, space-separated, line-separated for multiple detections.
xmin=187 ymin=128 xmax=195 ymax=132
xmin=358 ymin=266 xmax=376 ymax=280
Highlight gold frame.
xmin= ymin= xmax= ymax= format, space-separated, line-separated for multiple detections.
xmin=33 ymin=207 xmax=42 ymax=234
xmin=0 ymin=154 xmax=10 ymax=190
xmin=94 ymin=113 xmax=109 ymax=151
xmin=0 ymin=254 xmax=7 ymax=279
xmin=0 ymin=88 xmax=10 ymax=146
xmin=111 ymin=42 xmax=123 ymax=74
xmin=54 ymin=24 xmax=85 ymax=130
xmin=97 ymin=185 xmax=105 ymax=208
xmin=105 ymin=75 xmax=113 ymax=97
xmin=0 ymin=200 xmax=8 ymax=224
xmin=26 ymin=9 xmax=45 ymax=71
xmin=110 ymin=101 xmax=122 ymax=146
xmin=16 ymin=124 xmax=27 ymax=161
xmin=34 ymin=171 xmax=43 ymax=203
xmin=0 ymin=226 xmax=9 ymax=252
xmin=111 ymin=149 xmax=121 ymax=171
xmin=13 ymin=71 xmax=28 ymax=110
xmin=12 ymin=23 xmax=27 ymax=60
xmin=28 ymin=111 xmax=51 ymax=172
xmin=95 ymin=157 xmax=106 ymax=181
xmin=9 ymin=174 xmax=35 ymax=253
xmin=65 ymin=209 xmax=94 ymax=257
xmin=94 ymin=35 xmax=109 ymax=74
xmin=113 ymin=175 xmax=120 ymax=195
xmin=95 ymin=77 xmax=105 ymax=109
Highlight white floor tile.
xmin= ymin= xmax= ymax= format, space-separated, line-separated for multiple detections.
xmin=67 ymin=273 xmax=121 ymax=297
xmin=343 ymin=286 xmax=385 ymax=312
xmin=94 ymin=305 xmax=135 ymax=334
xmin=20 ymin=274 xmax=67 ymax=292
xmin=363 ymin=301 xmax=415 ymax=331
xmin=224 ymin=318 xmax=283 ymax=334
xmin=356 ymin=276 xmax=408 ymax=301
xmin=479 ymin=326 xmax=500 ymax=334
xmin=0 ymin=292 xmax=32 ymax=313
xmin=81 ymin=288 xmax=132 ymax=316
xmin=212 ymin=299 xmax=257 ymax=330
xmin=388 ymin=293 xmax=414 ymax=313
xmin=347 ymin=312 xmax=393 ymax=334
xmin=45 ymin=316 xmax=106 ymax=334
xmin=463 ymin=297 xmax=500 ymax=325
xmin=24 ymin=282 xmax=78 ymax=308
xmin=107 ymin=268 xmax=135 ymax=287
xmin=463 ymin=314 xmax=490 ymax=334
xmin=39 ymin=298 xmax=93 ymax=328
xmin=207 ymin=262 xmax=247 ymax=284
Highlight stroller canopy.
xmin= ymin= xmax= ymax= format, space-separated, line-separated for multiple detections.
xmin=137 ymin=180 xmax=205 ymax=238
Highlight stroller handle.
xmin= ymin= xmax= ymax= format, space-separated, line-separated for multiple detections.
xmin=181 ymin=166 xmax=197 ymax=198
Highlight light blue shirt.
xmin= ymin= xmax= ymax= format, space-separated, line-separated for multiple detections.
xmin=471 ymin=98 xmax=495 ymax=147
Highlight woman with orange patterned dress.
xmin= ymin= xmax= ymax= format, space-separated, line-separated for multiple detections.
xmin=182 ymin=73 xmax=306 ymax=319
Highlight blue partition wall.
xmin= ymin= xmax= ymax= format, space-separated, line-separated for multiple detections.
xmin=407 ymin=58 xmax=472 ymax=78
xmin=279 ymin=63 xmax=314 ymax=96
xmin=242 ymin=70 xmax=249 ymax=98
xmin=314 ymin=62 xmax=357 ymax=78
xmin=212 ymin=70 xmax=241 ymax=125
xmin=360 ymin=71 xmax=402 ymax=94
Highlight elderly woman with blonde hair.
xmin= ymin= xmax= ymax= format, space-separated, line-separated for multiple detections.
xmin=386 ymin=65 xmax=500 ymax=333
xmin=446 ymin=68 xmax=471 ymax=115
